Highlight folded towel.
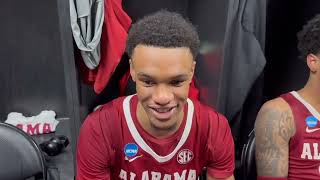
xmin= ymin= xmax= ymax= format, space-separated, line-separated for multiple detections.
xmin=5 ymin=110 xmax=59 ymax=135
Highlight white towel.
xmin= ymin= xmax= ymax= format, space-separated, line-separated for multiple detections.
xmin=5 ymin=110 xmax=59 ymax=135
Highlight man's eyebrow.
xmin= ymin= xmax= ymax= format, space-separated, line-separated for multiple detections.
xmin=170 ymin=74 xmax=189 ymax=80
xmin=137 ymin=73 xmax=154 ymax=79
xmin=137 ymin=73 xmax=189 ymax=80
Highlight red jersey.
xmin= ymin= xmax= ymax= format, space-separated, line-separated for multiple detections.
xmin=281 ymin=91 xmax=320 ymax=180
xmin=76 ymin=95 xmax=234 ymax=179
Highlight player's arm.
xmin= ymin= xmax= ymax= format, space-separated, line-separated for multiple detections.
xmin=206 ymin=112 xmax=235 ymax=179
xmin=207 ymin=174 xmax=235 ymax=180
xmin=254 ymin=99 xmax=295 ymax=179
xmin=76 ymin=112 xmax=112 ymax=180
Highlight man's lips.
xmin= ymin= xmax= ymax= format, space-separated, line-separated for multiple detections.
xmin=148 ymin=106 xmax=178 ymax=120
xmin=150 ymin=107 xmax=175 ymax=112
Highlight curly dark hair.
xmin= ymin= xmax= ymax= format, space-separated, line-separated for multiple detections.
xmin=125 ymin=10 xmax=200 ymax=59
xmin=297 ymin=14 xmax=320 ymax=60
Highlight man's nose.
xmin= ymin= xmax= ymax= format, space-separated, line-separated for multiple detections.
xmin=153 ymin=85 xmax=173 ymax=105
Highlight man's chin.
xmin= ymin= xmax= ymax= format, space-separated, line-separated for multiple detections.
xmin=150 ymin=119 xmax=177 ymax=131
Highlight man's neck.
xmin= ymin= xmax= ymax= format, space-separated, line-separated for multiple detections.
xmin=298 ymin=75 xmax=320 ymax=110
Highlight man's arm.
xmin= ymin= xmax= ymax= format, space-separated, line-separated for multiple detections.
xmin=254 ymin=99 xmax=295 ymax=177
xmin=76 ymin=111 xmax=112 ymax=180
xmin=207 ymin=174 xmax=235 ymax=180
xmin=206 ymin=112 xmax=235 ymax=179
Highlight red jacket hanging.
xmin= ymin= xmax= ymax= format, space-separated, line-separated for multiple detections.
xmin=79 ymin=0 xmax=132 ymax=94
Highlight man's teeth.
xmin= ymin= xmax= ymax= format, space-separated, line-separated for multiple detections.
xmin=154 ymin=108 xmax=172 ymax=113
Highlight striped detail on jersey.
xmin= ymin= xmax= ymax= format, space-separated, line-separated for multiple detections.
xmin=290 ymin=91 xmax=320 ymax=119
xmin=123 ymin=95 xmax=194 ymax=163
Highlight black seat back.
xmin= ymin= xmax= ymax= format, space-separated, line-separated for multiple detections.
xmin=0 ymin=122 xmax=47 ymax=180
xmin=241 ymin=130 xmax=257 ymax=180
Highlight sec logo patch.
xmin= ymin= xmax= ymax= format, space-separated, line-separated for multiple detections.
xmin=177 ymin=149 xmax=193 ymax=164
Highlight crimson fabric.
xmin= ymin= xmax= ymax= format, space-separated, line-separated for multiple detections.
xmin=188 ymin=77 xmax=199 ymax=100
xmin=76 ymin=95 xmax=234 ymax=179
xmin=281 ymin=93 xmax=320 ymax=180
xmin=76 ymin=49 xmax=96 ymax=85
xmin=195 ymin=50 xmax=222 ymax=107
xmin=257 ymin=177 xmax=287 ymax=180
xmin=119 ymin=70 xmax=131 ymax=96
xmin=79 ymin=0 xmax=132 ymax=94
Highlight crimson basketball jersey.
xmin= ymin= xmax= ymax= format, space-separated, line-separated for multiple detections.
xmin=281 ymin=91 xmax=320 ymax=179
xmin=77 ymin=95 xmax=234 ymax=180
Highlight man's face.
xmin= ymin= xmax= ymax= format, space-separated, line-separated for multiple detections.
xmin=130 ymin=45 xmax=195 ymax=133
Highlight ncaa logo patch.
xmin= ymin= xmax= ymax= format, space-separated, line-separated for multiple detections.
xmin=124 ymin=143 xmax=138 ymax=157
xmin=306 ymin=116 xmax=318 ymax=128
xmin=177 ymin=149 xmax=193 ymax=164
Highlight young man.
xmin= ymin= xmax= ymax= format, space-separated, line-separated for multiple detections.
xmin=255 ymin=15 xmax=320 ymax=180
xmin=76 ymin=10 xmax=235 ymax=180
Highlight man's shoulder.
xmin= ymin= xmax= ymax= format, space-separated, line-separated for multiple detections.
xmin=80 ymin=96 xmax=128 ymax=142
xmin=257 ymin=96 xmax=294 ymax=125
xmin=191 ymin=99 xmax=229 ymax=131
xmin=96 ymin=96 xmax=126 ymax=112
xmin=257 ymin=97 xmax=294 ymax=126
xmin=191 ymin=98 xmax=213 ymax=112
xmin=85 ymin=96 xmax=127 ymax=126
xmin=261 ymin=97 xmax=292 ymax=113
xmin=255 ymin=96 xmax=295 ymax=140
xmin=191 ymin=99 xmax=227 ymax=120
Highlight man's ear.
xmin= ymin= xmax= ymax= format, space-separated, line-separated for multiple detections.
xmin=306 ymin=54 xmax=320 ymax=73
xmin=129 ymin=59 xmax=136 ymax=82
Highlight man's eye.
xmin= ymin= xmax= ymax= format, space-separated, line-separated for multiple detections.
xmin=142 ymin=80 xmax=154 ymax=86
xmin=170 ymin=80 xmax=184 ymax=87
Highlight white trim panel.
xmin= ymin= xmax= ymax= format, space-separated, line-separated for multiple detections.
xmin=290 ymin=91 xmax=320 ymax=119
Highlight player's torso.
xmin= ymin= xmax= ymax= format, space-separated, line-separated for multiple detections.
xmin=111 ymin=129 xmax=205 ymax=179
xmin=108 ymin=96 xmax=207 ymax=179
xmin=282 ymin=92 xmax=320 ymax=180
